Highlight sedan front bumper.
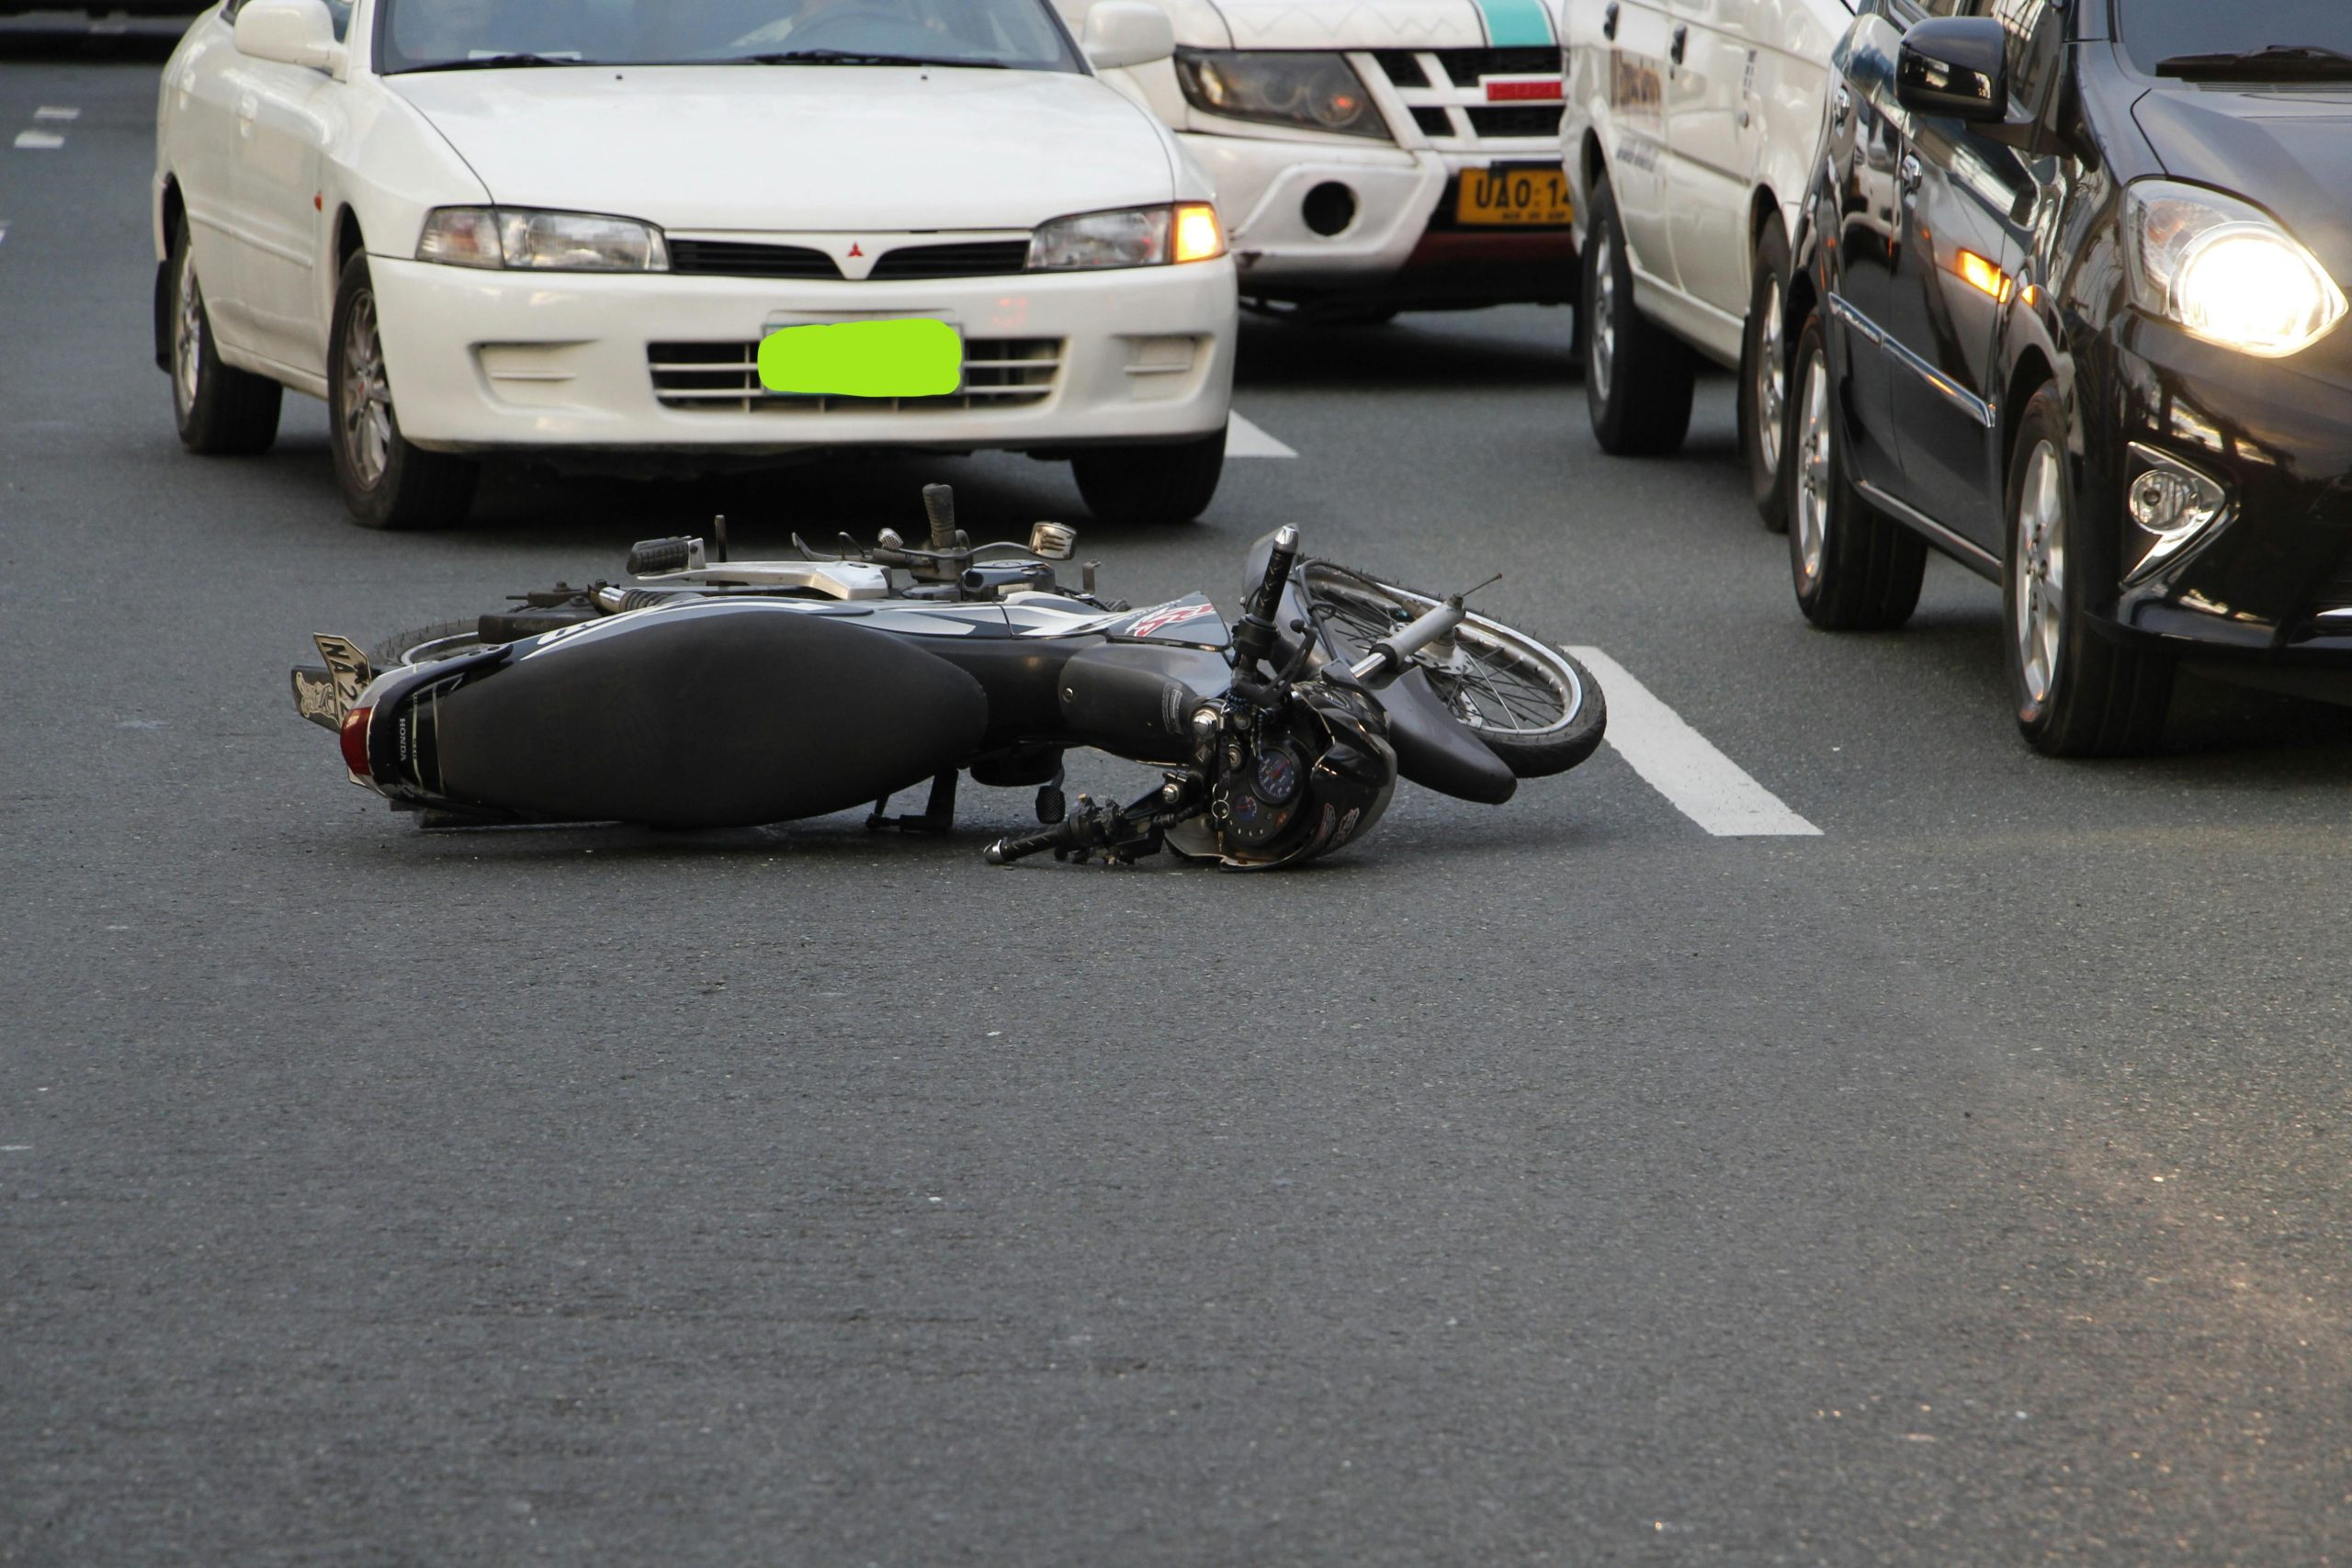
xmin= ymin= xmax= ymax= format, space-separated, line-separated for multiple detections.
xmin=365 ymin=254 xmax=1237 ymax=457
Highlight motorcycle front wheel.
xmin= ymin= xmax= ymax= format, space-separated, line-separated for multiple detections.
xmin=1299 ymin=562 xmax=1606 ymax=778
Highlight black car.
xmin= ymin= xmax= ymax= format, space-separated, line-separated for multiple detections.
xmin=1783 ymin=0 xmax=2352 ymax=754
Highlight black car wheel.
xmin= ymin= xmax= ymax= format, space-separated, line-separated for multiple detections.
xmin=1784 ymin=311 xmax=1924 ymax=630
xmin=2003 ymin=386 xmax=2175 ymax=756
xmin=1738 ymin=220 xmax=1793 ymax=531
xmin=168 ymin=213 xmax=282 ymax=456
xmin=329 ymin=252 xmax=480 ymax=530
xmin=1070 ymin=427 xmax=1226 ymax=525
xmin=1582 ymin=171 xmax=1693 ymax=457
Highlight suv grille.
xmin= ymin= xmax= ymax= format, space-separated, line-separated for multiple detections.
xmin=1361 ymin=46 xmax=1563 ymax=145
xmin=648 ymin=337 xmax=1063 ymax=413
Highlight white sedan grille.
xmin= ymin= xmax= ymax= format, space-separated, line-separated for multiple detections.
xmin=648 ymin=338 xmax=1064 ymax=414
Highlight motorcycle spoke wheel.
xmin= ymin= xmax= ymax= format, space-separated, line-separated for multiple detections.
xmin=1301 ymin=565 xmax=1586 ymax=743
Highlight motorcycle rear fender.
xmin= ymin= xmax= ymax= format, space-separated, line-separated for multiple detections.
xmin=418 ymin=602 xmax=989 ymax=829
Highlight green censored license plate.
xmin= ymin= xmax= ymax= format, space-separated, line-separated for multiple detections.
xmin=756 ymin=318 xmax=962 ymax=398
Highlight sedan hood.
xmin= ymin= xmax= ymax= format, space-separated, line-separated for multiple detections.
xmin=2134 ymin=84 xmax=2352 ymax=280
xmin=390 ymin=67 xmax=1174 ymax=231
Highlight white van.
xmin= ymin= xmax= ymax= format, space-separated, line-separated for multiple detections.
xmin=1560 ymin=0 xmax=1855 ymax=525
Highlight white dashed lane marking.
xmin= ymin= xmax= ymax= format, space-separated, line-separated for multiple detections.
xmin=1566 ymin=646 xmax=1822 ymax=838
xmin=14 ymin=131 xmax=65 ymax=150
xmin=1227 ymin=412 xmax=1296 ymax=459
xmin=34 ymin=107 xmax=80 ymax=121
xmin=90 ymin=15 xmax=130 ymax=34
xmin=0 ymin=222 xmax=10 ymax=247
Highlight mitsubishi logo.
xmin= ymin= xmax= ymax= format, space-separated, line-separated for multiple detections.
xmin=847 ymin=243 xmax=865 ymax=258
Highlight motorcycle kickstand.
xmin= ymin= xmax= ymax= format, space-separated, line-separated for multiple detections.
xmin=867 ymin=769 xmax=958 ymax=836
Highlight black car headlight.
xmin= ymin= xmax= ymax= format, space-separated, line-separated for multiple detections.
xmin=2124 ymin=179 xmax=2346 ymax=358
xmin=1174 ymin=50 xmax=1386 ymax=140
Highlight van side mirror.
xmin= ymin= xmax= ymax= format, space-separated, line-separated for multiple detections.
xmin=1082 ymin=2 xmax=1176 ymax=71
xmin=234 ymin=0 xmax=344 ymax=72
xmin=1895 ymin=17 xmax=2007 ymax=123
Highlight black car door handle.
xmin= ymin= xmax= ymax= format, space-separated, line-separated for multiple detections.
xmin=1670 ymin=24 xmax=1689 ymax=65
xmin=1602 ymin=3 xmax=1619 ymax=41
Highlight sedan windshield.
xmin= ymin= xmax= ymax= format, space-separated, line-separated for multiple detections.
xmin=2117 ymin=1 xmax=2352 ymax=77
xmin=379 ymin=0 xmax=1080 ymax=74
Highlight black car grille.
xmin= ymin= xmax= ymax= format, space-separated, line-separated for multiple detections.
xmin=1372 ymin=49 xmax=1429 ymax=88
xmin=648 ymin=337 xmax=1063 ymax=413
xmin=868 ymin=240 xmax=1032 ymax=280
xmin=667 ymin=239 xmax=841 ymax=279
xmin=1361 ymin=47 xmax=1563 ymax=143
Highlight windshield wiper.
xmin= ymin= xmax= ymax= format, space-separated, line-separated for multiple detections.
xmin=395 ymin=52 xmax=596 ymax=74
xmin=2155 ymin=43 xmax=2352 ymax=79
xmin=724 ymin=49 xmax=1005 ymax=69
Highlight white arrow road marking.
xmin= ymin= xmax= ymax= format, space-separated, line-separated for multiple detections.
xmin=34 ymin=107 xmax=80 ymax=121
xmin=14 ymin=131 xmax=65 ymax=150
xmin=1227 ymin=412 xmax=1296 ymax=459
xmin=1566 ymin=646 xmax=1822 ymax=838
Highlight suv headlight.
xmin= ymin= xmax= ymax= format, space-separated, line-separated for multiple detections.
xmin=1174 ymin=50 xmax=1385 ymax=140
xmin=1029 ymin=203 xmax=1226 ymax=271
xmin=417 ymin=208 xmax=670 ymax=272
xmin=2125 ymin=179 xmax=2346 ymax=357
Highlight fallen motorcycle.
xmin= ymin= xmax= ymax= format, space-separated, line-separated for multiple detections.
xmin=290 ymin=485 xmax=1604 ymax=868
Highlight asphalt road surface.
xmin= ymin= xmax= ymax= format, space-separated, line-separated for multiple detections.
xmin=8 ymin=19 xmax=2352 ymax=1566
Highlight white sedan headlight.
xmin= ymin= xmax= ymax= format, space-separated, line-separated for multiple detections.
xmin=1028 ymin=204 xmax=1225 ymax=271
xmin=416 ymin=208 xmax=670 ymax=272
xmin=2125 ymin=179 xmax=2346 ymax=357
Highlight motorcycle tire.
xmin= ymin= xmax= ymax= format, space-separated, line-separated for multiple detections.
xmin=1298 ymin=562 xmax=1607 ymax=778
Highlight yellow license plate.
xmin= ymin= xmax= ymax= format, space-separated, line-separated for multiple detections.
xmin=1456 ymin=166 xmax=1574 ymax=227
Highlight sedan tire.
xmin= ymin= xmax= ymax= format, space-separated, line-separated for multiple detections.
xmin=1784 ymin=311 xmax=1924 ymax=631
xmin=168 ymin=214 xmax=282 ymax=457
xmin=1582 ymin=171 xmax=1693 ymax=457
xmin=2004 ymin=385 xmax=2174 ymax=756
xmin=329 ymin=253 xmax=479 ymax=531
xmin=1738 ymin=220 xmax=1793 ymax=531
xmin=1071 ymin=426 xmax=1226 ymax=525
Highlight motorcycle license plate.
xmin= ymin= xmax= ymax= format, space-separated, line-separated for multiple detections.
xmin=1455 ymin=165 xmax=1573 ymax=227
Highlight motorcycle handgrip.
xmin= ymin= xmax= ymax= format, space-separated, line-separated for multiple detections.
xmin=922 ymin=483 xmax=958 ymax=553
xmin=1247 ymin=525 xmax=1301 ymax=621
xmin=985 ymin=828 xmax=1064 ymax=865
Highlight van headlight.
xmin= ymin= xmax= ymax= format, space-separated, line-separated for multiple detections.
xmin=2125 ymin=180 xmax=2345 ymax=357
xmin=1028 ymin=203 xmax=1226 ymax=271
xmin=1174 ymin=50 xmax=1385 ymax=139
xmin=417 ymin=208 xmax=670 ymax=272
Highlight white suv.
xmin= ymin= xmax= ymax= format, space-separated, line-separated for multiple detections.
xmin=1065 ymin=0 xmax=1578 ymax=321
xmin=1561 ymin=0 xmax=1854 ymax=525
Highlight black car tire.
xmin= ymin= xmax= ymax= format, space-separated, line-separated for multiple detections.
xmin=2003 ymin=386 xmax=2175 ymax=756
xmin=1070 ymin=427 xmax=1226 ymax=525
xmin=329 ymin=253 xmax=479 ymax=530
xmin=1738 ymin=220 xmax=1794 ymax=531
xmin=1784 ymin=311 xmax=1924 ymax=631
xmin=1582 ymin=171 xmax=1694 ymax=457
xmin=168 ymin=214 xmax=282 ymax=457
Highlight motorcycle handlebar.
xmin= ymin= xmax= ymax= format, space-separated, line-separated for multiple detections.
xmin=1248 ymin=526 xmax=1300 ymax=621
xmin=1349 ymin=598 xmax=1466 ymax=686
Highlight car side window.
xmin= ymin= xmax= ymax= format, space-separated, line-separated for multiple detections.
xmin=1987 ymin=0 xmax=2056 ymax=112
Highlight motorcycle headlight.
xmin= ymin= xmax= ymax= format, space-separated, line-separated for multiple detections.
xmin=1174 ymin=50 xmax=1386 ymax=140
xmin=416 ymin=208 xmax=670 ymax=272
xmin=2125 ymin=179 xmax=2346 ymax=357
xmin=1028 ymin=203 xmax=1225 ymax=271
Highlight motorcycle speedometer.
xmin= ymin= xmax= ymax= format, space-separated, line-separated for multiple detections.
xmin=1254 ymin=747 xmax=1300 ymax=804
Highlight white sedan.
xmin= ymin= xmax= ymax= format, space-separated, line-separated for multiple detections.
xmin=153 ymin=0 xmax=1238 ymax=527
